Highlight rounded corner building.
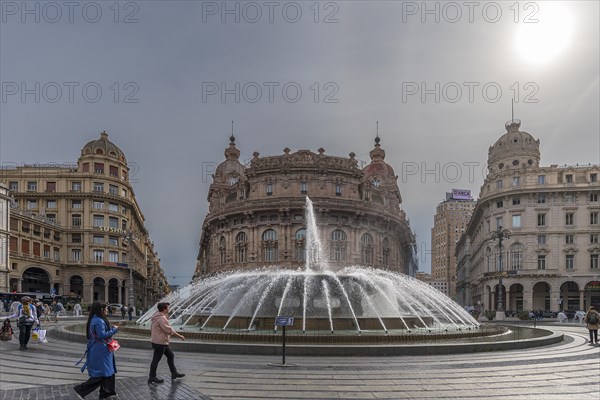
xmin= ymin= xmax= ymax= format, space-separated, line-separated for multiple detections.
xmin=193 ymin=135 xmax=418 ymax=280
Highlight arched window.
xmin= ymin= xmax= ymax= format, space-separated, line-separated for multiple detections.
xmin=262 ymin=229 xmax=278 ymax=262
xmin=329 ymin=229 xmax=347 ymax=262
xmin=219 ymin=236 xmax=226 ymax=265
xmin=295 ymin=228 xmax=307 ymax=261
xmin=510 ymin=243 xmax=524 ymax=270
xmin=361 ymin=233 xmax=374 ymax=264
xmin=382 ymin=237 xmax=390 ymax=266
xmin=235 ymin=232 xmax=247 ymax=263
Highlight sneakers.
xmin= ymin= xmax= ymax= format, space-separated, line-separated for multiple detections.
xmin=172 ymin=372 xmax=185 ymax=379
xmin=147 ymin=377 xmax=164 ymax=384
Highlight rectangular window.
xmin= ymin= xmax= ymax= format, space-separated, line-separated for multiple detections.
xmin=72 ymin=214 xmax=82 ymax=227
xmin=109 ymin=236 xmax=118 ymax=246
xmin=591 ymin=212 xmax=599 ymax=225
xmin=109 ymin=217 xmax=119 ymax=229
xmin=122 ymin=253 xmax=127 ymax=263
xmin=537 ymin=255 xmax=546 ymax=270
xmin=512 ymin=215 xmax=521 ymax=228
xmin=496 ymin=201 xmax=503 ymax=208
xmin=538 ymin=175 xmax=545 ymax=184
xmin=512 ymin=176 xmax=520 ymax=187
xmin=496 ymin=180 xmax=502 ymax=189
xmin=109 ymin=251 xmax=119 ymax=263
xmin=46 ymin=213 xmax=56 ymax=223
xmin=538 ymin=235 xmax=546 ymax=245
xmin=591 ymin=193 xmax=599 ymax=202
xmin=108 ymin=203 xmax=119 ymax=212
xmin=564 ymin=194 xmax=574 ymax=203
xmin=93 ymin=250 xmax=104 ymax=262
xmin=566 ymin=254 xmax=574 ymax=270
xmin=591 ymin=234 xmax=599 ymax=244
xmin=121 ymin=219 xmax=127 ymax=230
xmin=72 ymin=200 xmax=81 ymax=209
xmin=93 ymin=235 xmax=104 ymax=244
xmin=93 ymin=182 xmax=104 ymax=193
xmin=109 ymin=185 xmax=118 ymax=195
xmin=565 ymin=213 xmax=574 ymax=226
xmin=591 ymin=254 xmax=599 ymax=269
xmin=71 ymin=181 xmax=82 ymax=192
xmin=43 ymin=245 xmax=50 ymax=258
xmin=336 ymin=184 xmax=342 ymax=196
xmin=537 ymin=213 xmax=546 ymax=226
xmin=27 ymin=200 xmax=37 ymax=209
xmin=495 ymin=217 xmax=503 ymax=229
xmin=565 ymin=174 xmax=573 ymax=183
xmin=537 ymin=194 xmax=546 ymax=204
xmin=72 ymin=234 xmax=82 ymax=243
xmin=9 ymin=181 xmax=18 ymax=191
xmin=47 ymin=199 xmax=57 ymax=209
xmin=93 ymin=201 xmax=104 ymax=209
xmin=53 ymin=247 xmax=59 ymax=261
xmin=566 ymin=235 xmax=574 ymax=244
xmin=93 ymin=215 xmax=104 ymax=228
xmin=266 ymin=183 xmax=273 ymax=196
xmin=591 ymin=173 xmax=598 ymax=183
xmin=27 ymin=181 xmax=37 ymax=191
xmin=121 ymin=188 xmax=127 ymax=198
xmin=46 ymin=182 xmax=56 ymax=192
xmin=300 ymin=181 xmax=307 ymax=194
xmin=94 ymin=163 xmax=104 ymax=174
xmin=512 ymin=197 xmax=520 ymax=205
xmin=71 ymin=249 xmax=81 ymax=261
xmin=33 ymin=242 xmax=40 ymax=256
xmin=109 ymin=165 xmax=119 ymax=177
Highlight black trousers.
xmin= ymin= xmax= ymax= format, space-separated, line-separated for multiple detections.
xmin=18 ymin=323 xmax=33 ymax=348
xmin=149 ymin=343 xmax=177 ymax=378
xmin=74 ymin=374 xmax=116 ymax=398
xmin=589 ymin=329 xmax=598 ymax=343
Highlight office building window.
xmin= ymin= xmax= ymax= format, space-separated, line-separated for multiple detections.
xmin=538 ymin=175 xmax=545 ymax=184
xmin=93 ymin=215 xmax=104 ymax=227
xmin=496 ymin=180 xmax=502 ymax=189
xmin=71 ymin=181 xmax=82 ymax=191
xmin=9 ymin=182 xmax=18 ymax=191
xmin=335 ymin=183 xmax=342 ymax=196
xmin=71 ymin=249 xmax=81 ymax=261
xmin=109 ymin=217 xmax=119 ymax=229
xmin=512 ymin=176 xmax=520 ymax=187
xmin=591 ymin=212 xmax=599 ymax=225
xmin=300 ymin=181 xmax=307 ymax=194
xmin=93 ymin=235 xmax=104 ymax=244
xmin=109 ymin=251 xmax=119 ymax=263
xmin=72 ymin=200 xmax=81 ymax=209
xmin=93 ymin=182 xmax=104 ymax=193
xmin=591 ymin=234 xmax=599 ymax=244
xmin=565 ymin=174 xmax=573 ymax=184
xmin=93 ymin=201 xmax=104 ymax=209
xmin=537 ymin=255 xmax=546 ymax=270
xmin=565 ymin=213 xmax=574 ymax=226
xmin=537 ymin=213 xmax=546 ymax=226
xmin=566 ymin=235 xmax=574 ymax=244
xmin=47 ymin=200 xmax=57 ymax=209
xmin=566 ymin=254 xmax=574 ymax=270
xmin=591 ymin=254 xmax=599 ymax=269
xmin=266 ymin=183 xmax=273 ymax=196
xmin=538 ymin=235 xmax=546 ymax=245
xmin=27 ymin=181 xmax=37 ymax=191
xmin=93 ymin=250 xmax=104 ymax=262
xmin=72 ymin=214 xmax=82 ymax=227
xmin=109 ymin=185 xmax=118 ymax=195
xmin=512 ymin=197 xmax=520 ymax=205
xmin=537 ymin=194 xmax=546 ymax=204
xmin=27 ymin=200 xmax=37 ymax=209
xmin=512 ymin=215 xmax=521 ymax=228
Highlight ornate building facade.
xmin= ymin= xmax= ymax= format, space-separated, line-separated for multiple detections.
xmin=456 ymin=120 xmax=600 ymax=312
xmin=194 ymin=136 xmax=417 ymax=279
xmin=0 ymin=132 xmax=170 ymax=308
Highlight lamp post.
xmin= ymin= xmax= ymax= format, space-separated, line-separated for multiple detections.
xmin=490 ymin=226 xmax=511 ymax=315
xmin=124 ymin=230 xmax=135 ymax=309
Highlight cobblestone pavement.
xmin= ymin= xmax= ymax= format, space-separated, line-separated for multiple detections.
xmin=1 ymin=323 xmax=599 ymax=399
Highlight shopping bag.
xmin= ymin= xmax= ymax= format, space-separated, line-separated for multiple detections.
xmin=31 ymin=329 xmax=39 ymax=342
xmin=37 ymin=329 xmax=48 ymax=344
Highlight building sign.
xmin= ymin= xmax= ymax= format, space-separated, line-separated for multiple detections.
xmin=103 ymin=262 xmax=128 ymax=268
xmin=97 ymin=226 xmax=128 ymax=235
xmin=451 ymin=189 xmax=471 ymax=200
xmin=275 ymin=316 xmax=294 ymax=326
xmin=585 ymin=281 xmax=600 ymax=292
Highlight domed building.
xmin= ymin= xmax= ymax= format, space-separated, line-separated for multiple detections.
xmin=456 ymin=120 xmax=600 ymax=314
xmin=193 ymin=135 xmax=418 ymax=279
xmin=0 ymin=132 xmax=170 ymax=309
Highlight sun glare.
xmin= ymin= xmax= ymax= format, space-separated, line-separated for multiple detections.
xmin=515 ymin=3 xmax=574 ymax=65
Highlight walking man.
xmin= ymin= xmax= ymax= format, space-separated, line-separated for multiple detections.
xmin=148 ymin=302 xmax=185 ymax=384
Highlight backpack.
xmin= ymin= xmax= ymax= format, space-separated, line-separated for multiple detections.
xmin=588 ymin=313 xmax=599 ymax=324
xmin=0 ymin=318 xmax=12 ymax=341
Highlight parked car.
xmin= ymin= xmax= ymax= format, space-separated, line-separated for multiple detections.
xmin=108 ymin=303 xmax=123 ymax=313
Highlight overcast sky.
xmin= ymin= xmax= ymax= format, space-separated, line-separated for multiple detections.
xmin=1 ymin=1 xmax=598 ymax=286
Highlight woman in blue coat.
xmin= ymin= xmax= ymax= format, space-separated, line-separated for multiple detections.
xmin=74 ymin=302 xmax=119 ymax=399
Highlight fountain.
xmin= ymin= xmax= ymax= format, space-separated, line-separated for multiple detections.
xmin=138 ymin=198 xmax=480 ymax=339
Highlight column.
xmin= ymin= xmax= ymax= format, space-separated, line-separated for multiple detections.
xmin=117 ymin=284 xmax=122 ymax=304
xmin=579 ymin=290 xmax=585 ymax=310
xmin=550 ymin=290 xmax=560 ymax=312
xmin=104 ymin=284 xmax=109 ymax=303
xmin=505 ymin=291 xmax=510 ymax=312
xmin=17 ymin=278 xmax=23 ymax=292
xmin=522 ymin=287 xmax=533 ymax=311
xmin=87 ymin=283 xmax=94 ymax=304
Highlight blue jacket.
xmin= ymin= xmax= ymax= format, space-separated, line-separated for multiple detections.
xmin=83 ymin=315 xmax=118 ymax=377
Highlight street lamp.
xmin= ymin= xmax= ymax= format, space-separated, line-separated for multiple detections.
xmin=490 ymin=226 xmax=511 ymax=314
xmin=123 ymin=230 xmax=136 ymax=309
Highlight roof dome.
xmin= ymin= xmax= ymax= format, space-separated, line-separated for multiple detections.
xmin=487 ymin=120 xmax=540 ymax=173
xmin=362 ymin=135 xmax=396 ymax=181
xmin=81 ymin=131 xmax=127 ymax=163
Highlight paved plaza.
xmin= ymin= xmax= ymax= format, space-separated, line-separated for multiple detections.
xmin=0 ymin=322 xmax=599 ymax=399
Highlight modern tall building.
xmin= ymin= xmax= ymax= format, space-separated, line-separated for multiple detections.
xmin=431 ymin=190 xmax=475 ymax=299
xmin=0 ymin=132 xmax=170 ymax=308
xmin=456 ymin=120 xmax=600 ymax=312
xmin=0 ymin=184 xmax=10 ymax=293
xmin=193 ymin=135 xmax=418 ymax=279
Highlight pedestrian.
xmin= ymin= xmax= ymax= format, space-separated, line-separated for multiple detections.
xmin=120 ymin=306 xmax=126 ymax=320
xmin=74 ymin=303 xmax=83 ymax=317
xmin=148 ymin=302 xmax=185 ymax=384
xmin=127 ymin=305 xmax=133 ymax=321
xmin=74 ymin=302 xmax=119 ymax=399
xmin=8 ymin=296 xmax=38 ymax=351
xmin=584 ymin=306 xmax=599 ymax=344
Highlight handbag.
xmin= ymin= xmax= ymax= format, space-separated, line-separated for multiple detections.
xmin=93 ymin=332 xmax=120 ymax=352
